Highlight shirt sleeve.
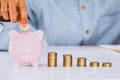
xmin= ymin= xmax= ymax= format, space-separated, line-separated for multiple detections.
xmin=0 ymin=22 xmax=16 ymax=50
xmin=26 ymin=0 xmax=43 ymax=29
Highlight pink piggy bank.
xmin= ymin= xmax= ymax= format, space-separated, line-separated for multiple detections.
xmin=9 ymin=30 xmax=44 ymax=67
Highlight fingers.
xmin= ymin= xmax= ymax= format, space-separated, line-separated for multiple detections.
xmin=0 ymin=11 xmax=2 ymax=16
xmin=1 ymin=0 xmax=9 ymax=20
xmin=19 ymin=0 xmax=28 ymax=27
xmin=0 ymin=0 xmax=28 ymax=26
xmin=9 ymin=0 xmax=18 ymax=23
xmin=0 ymin=1 xmax=2 ymax=16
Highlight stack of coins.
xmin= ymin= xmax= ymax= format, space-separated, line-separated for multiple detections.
xmin=77 ymin=57 xmax=86 ymax=67
xmin=102 ymin=62 xmax=112 ymax=67
xmin=90 ymin=61 xmax=99 ymax=67
xmin=20 ymin=23 xmax=29 ymax=30
xmin=63 ymin=54 xmax=72 ymax=67
xmin=48 ymin=52 xmax=57 ymax=67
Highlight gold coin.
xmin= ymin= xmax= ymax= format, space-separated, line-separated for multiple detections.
xmin=48 ymin=59 xmax=57 ymax=67
xmin=48 ymin=52 xmax=57 ymax=59
xmin=63 ymin=54 xmax=72 ymax=59
xmin=90 ymin=62 xmax=99 ymax=67
xmin=48 ymin=52 xmax=57 ymax=56
xmin=20 ymin=23 xmax=29 ymax=30
xmin=102 ymin=62 xmax=112 ymax=67
xmin=63 ymin=60 xmax=72 ymax=67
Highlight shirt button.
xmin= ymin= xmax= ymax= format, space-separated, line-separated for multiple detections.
xmin=81 ymin=5 xmax=86 ymax=10
xmin=86 ymin=29 xmax=90 ymax=34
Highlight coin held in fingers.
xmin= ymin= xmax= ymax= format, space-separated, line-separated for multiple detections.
xmin=20 ymin=23 xmax=29 ymax=30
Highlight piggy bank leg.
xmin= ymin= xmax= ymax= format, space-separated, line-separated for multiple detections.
xmin=14 ymin=61 xmax=22 ymax=67
xmin=32 ymin=62 xmax=38 ymax=67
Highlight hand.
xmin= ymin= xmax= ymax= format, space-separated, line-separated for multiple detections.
xmin=0 ymin=0 xmax=28 ymax=27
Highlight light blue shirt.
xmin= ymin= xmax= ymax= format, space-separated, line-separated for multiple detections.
xmin=0 ymin=0 xmax=120 ymax=50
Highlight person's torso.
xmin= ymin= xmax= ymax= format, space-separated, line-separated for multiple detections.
xmin=26 ymin=0 xmax=120 ymax=46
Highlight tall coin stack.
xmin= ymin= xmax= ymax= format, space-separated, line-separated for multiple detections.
xmin=63 ymin=54 xmax=72 ymax=67
xmin=48 ymin=52 xmax=57 ymax=67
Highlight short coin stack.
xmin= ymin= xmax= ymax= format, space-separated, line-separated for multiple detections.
xmin=63 ymin=54 xmax=72 ymax=67
xmin=77 ymin=57 xmax=86 ymax=67
xmin=102 ymin=62 xmax=112 ymax=67
xmin=48 ymin=52 xmax=57 ymax=67
xmin=90 ymin=61 xmax=100 ymax=67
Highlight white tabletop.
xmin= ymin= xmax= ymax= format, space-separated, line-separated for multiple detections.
xmin=0 ymin=46 xmax=120 ymax=80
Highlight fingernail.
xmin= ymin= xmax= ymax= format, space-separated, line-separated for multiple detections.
xmin=22 ymin=23 xmax=27 ymax=28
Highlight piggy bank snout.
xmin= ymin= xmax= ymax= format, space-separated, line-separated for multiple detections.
xmin=22 ymin=46 xmax=32 ymax=53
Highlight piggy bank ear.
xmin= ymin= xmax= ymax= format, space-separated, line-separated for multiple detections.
xmin=33 ymin=30 xmax=44 ymax=40
xmin=9 ymin=30 xmax=19 ymax=38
